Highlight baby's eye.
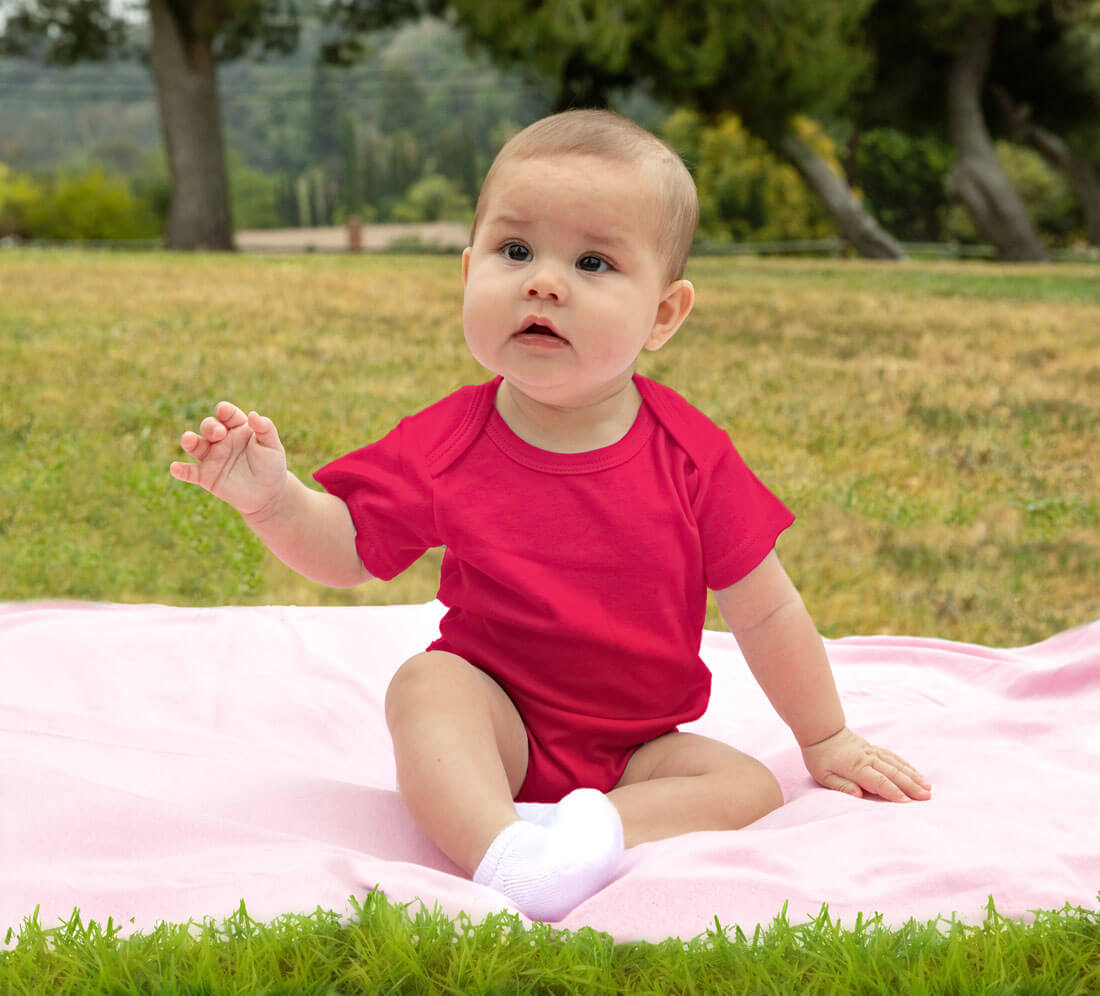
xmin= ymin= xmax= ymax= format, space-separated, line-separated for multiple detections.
xmin=503 ymin=243 xmax=531 ymax=262
xmin=577 ymin=254 xmax=610 ymax=273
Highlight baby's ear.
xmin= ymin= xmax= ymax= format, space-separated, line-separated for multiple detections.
xmin=461 ymin=247 xmax=472 ymax=287
xmin=645 ymin=279 xmax=695 ymax=352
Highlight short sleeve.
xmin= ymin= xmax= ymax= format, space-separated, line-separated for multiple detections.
xmin=695 ymin=441 xmax=795 ymax=591
xmin=313 ymin=419 xmax=440 ymax=581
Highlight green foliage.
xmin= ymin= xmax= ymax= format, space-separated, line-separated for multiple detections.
xmin=664 ymin=110 xmax=834 ymax=242
xmin=35 ymin=166 xmax=153 ymax=239
xmin=447 ymin=0 xmax=876 ymax=142
xmin=0 ymin=0 xmax=304 ymax=65
xmin=229 ymin=155 xmax=284 ymax=230
xmin=0 ymin=161 xmax=40 ymax=237
xmin=854 ymin=128 xmax=955 ymax=241
xmin=215 ymin=19 xmax=549 ymax=226
xmin=391 ymin=173 xmax=473 ymax=223
xmin=4 ymin=9 xmax=1096 ymax=248
xmin=851 ymin=129 xmax=1085 ymax=246
xmin=0 ymin=0 xmax=128 ymax=63
xmin=943 ymin=140 xmax=1082 ymax=244
xmin=0 ymin=161 xmax=161 ymax=240
xmin=912 ymin=0 xmax=1046 ymax=46
xmin=995 ymin=142 xmax=1081 ymax=242
xmin=1 ymin=16 xmax=550 ymax=232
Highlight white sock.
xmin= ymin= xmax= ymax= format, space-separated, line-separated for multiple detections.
xmin=473 ymin=788 xmax=624 ymax=922
xmin=514 ymin=801 xmax=556 ymax=826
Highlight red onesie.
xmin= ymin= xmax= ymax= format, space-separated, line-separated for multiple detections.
xmin=315 ymin=375 xmax=794 ymax=802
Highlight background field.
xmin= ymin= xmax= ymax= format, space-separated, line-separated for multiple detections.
xmin=1 ymin=250 xmax=1097 ymax=646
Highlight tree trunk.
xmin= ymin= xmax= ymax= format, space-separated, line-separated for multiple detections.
xmin=148 ymin=0 xmax=234 ymax=250
xmin=945 ymin=16 xmax=1048 ymax=262
xmin=780 ymin=132 xmax=907 ymax=260
xmin=990 ymin=84 xmax=1100 ymax=247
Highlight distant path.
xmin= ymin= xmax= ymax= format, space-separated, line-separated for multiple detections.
xmin=235 ymin=221 xmax=468 ymax=253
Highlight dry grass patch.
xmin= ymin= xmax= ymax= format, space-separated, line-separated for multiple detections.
xmin=1 ymin=251 xmax=1096 ymax=645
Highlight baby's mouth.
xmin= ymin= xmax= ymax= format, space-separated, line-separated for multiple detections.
xmin=514 ymin=321 xmax=567 ymax=343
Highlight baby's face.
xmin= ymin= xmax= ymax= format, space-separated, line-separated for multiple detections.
xmin=462 ymin=154 xmax=677 ymax=411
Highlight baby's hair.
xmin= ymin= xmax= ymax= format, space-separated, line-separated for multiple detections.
xmin=471 ymin=109 xmax=699 ymax=282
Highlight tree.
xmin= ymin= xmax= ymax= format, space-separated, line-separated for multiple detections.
xmin=861 ymin=0 xmax=1100 ymax=258
xmin=992 ymin=83 xmax=1100 ymax=243
xmin=1 ymin=0 xmax=298 ymax=247
xmin=986 ymin=3 xmax=1100 ymax=244
xmin=0 ymin=0 xmax=425 ymax=248
xmin=943 ymin=11 xmax=1049 ymax=260
xmin=442 ymin=0 xmax=909 ymax=259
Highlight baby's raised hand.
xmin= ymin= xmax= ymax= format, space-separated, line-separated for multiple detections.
xmin=801 ymin=726 xmax=932 ymax=804
xmin=169 ymin=402 xmax=287 ymax=516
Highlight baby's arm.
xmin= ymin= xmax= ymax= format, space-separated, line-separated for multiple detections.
xmin=714 ymin=552 xmax=931 ymax=802
xmin=169 ymin=402 xmax=370 ymax=588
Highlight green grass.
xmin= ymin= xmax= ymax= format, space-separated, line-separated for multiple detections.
xmin=699 ymin=257 xmax=1100 ymax=303
xmin=1 ymin=249 xmax=1098 ymax=991
xmin=4 ymin=891 xmax=1099 ymax=995
xmin=1 ymin=250 xmax=1097 ymax=643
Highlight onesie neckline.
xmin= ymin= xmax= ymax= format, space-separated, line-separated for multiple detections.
xmin=483 ymin=376 xmax=656 ymax=475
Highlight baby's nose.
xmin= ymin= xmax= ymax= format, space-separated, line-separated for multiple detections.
xmin=523 ymin=265 xmax=567 ymax=302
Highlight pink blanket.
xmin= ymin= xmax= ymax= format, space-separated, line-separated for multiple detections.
xmin=2 ymin=600 xmax=1097 ymax=943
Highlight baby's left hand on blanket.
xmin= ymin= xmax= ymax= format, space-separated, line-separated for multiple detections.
xmin=801 ymin=726 xmax=932 ymax=803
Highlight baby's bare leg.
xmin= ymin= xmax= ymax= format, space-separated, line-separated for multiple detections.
xmin=608 ymin=732 xmax=783 ymax=848
xmin=384 ymin=650 xmax=528 ymax=874
xmin=386 ymin=651 xmax=625 ymax=921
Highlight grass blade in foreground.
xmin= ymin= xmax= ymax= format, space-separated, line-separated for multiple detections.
xmin=3 ymin=890 xmax=1099 ymax=995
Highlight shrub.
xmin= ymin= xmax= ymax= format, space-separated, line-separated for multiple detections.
xmin=0 ymin=163 xmax=44 ymax=239
xmin=853 ymin=129 xmax=954 ymax=242
xmin=230 ymin=158 xmax=284 ymax=230
xmin=663 ymin=109 xmax=834 ymax=244
xmin=0 ymin=163 xmax=162 ymax=242
xmin=391 ymin=174 xmax=473 ymax=223
xmin=995 ymin=142 xmax=1080 ymax=245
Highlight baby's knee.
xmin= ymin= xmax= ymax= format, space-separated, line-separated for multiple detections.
xmin=384 ymin=650 xmax=476 ymax=728
xmin=719 ymin=761 xmax=783 ymax=828
xmin=385 ymin=652 xmax=436 ymax=727
xmin=755 ymin=766 xmax=784 ymax=817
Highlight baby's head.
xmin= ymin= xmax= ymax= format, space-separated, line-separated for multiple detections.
xmin=471 ymin=110 xmax=699 ymax=283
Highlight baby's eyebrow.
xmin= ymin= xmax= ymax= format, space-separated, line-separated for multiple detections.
xmin=486 ymin=214 xmax=632 ymax=253
xmin=484 ymin=212 xmax=531 ymax=230
xmin=579 ymin=229 xmax=630 ymax=251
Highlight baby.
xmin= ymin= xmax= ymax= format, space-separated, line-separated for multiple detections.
xmin=170 ymin=110 xmax=931 ymax=922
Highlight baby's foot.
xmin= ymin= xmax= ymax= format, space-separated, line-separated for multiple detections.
xmin=473 ymin=788 xmax=624 ymax=921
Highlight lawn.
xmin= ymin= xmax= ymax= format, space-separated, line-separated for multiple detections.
xmin=1 ymin=249 xmax=1098 ymax=991
xmin=1 ymin=250 xmax=1097 ymax=644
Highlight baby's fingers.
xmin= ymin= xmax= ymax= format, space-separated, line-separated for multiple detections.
xmin=858 ymin=756 xmax=931 ymax=803
xmin=888 ymin=762 xmax=932 ymax=801
xmin=170 ymin=403 xmax=243 ymax=478
xmin=175 ymin=427 xmax=211 ymax=463
xmin=875 ymin=749 xmax=933 ymax=799
xmin=246 ymin=410 xmax=281 ymax=448
xmin=169 ymin=427 xmax=215 ymax=484
xmin=198 ymin=415 xmax=226 ymax=442
xmin=215 ymin=401 xmax=249 ymax=429
xmin=816 ymin=771 xmax=864 ymax=799
xmin=168 ymin=458 xmax=200 ymax=484
xmin=199 ymin=402 xmax=246 ymax=441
